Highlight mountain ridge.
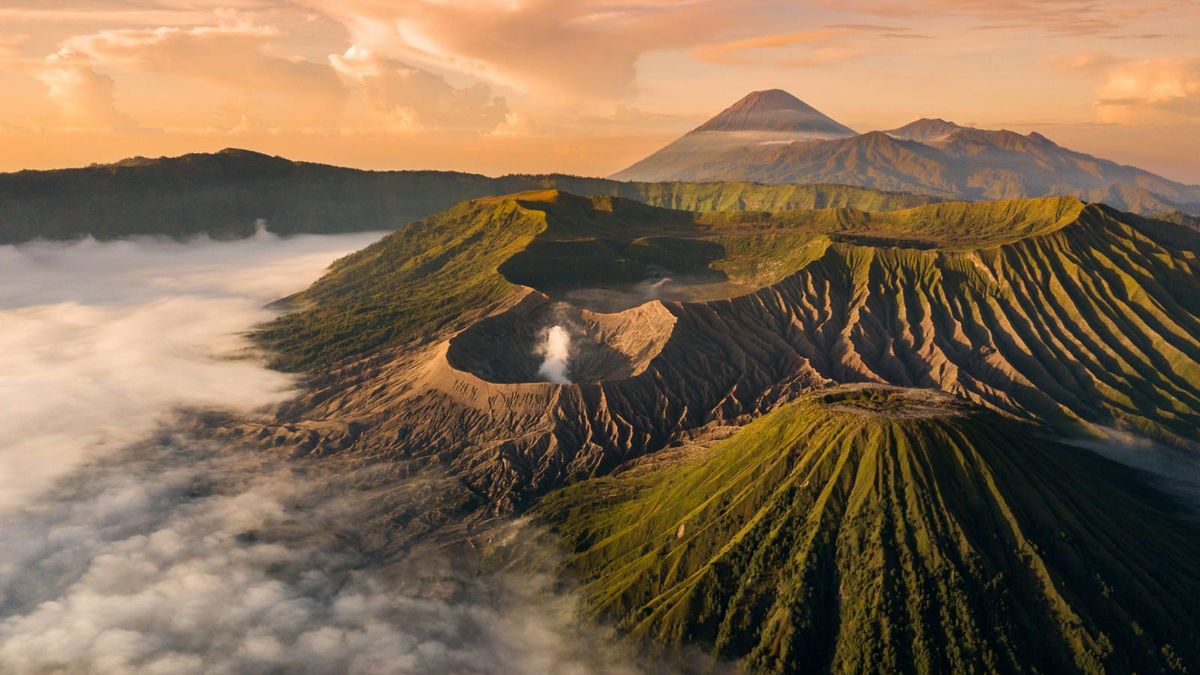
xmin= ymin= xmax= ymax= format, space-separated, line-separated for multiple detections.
xmin=611 ymin=91 xmax=858 ymax=183
xmin=0 ymin=149 xmax=939 ymax=244
xmin=247 ymin=191 xmax=1200 ymax=519
xmin=615 ymin=90 xmax=1200 ymax=216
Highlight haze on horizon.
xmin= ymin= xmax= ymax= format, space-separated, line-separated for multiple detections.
xmin=1 ymin=0 xmax=1199 ymax=183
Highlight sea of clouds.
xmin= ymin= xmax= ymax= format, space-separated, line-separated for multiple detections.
xmin=0 ymin=232 xmax=645 ymax=674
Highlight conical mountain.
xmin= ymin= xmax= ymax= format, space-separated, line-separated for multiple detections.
xmin=692 ymin=89 xmax=857 ymax=135
xmin=610 ymin=90 xmax=857 ymax=182
xmin=536 ymin=386 xmax=1200 ymax=673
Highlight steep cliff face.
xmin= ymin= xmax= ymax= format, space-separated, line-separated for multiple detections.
xmin=535 ymin=387 xmax=1200 ymax=673
xmin=245 ymin=192 xmax=1200 ymax=515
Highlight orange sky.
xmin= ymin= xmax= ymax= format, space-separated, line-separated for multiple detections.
xmin=1 ymin=1 xmax=1198 ymax=183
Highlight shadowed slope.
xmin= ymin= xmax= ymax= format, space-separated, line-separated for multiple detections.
xmin=670 ymin=128 xmax=1200 ymax=216
xmin=535 ymin=387 xmax=1200 ymax=673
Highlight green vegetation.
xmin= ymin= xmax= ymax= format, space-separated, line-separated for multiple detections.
xmin=244 ymin=184 xmax=1200 ymax=675
xmin=257 ymin=191 xmax=1092 ymax=370
xmin=535 ymin=387 xmax=1200 ymax=673
xmin=0 ymin=149 xmax=938 ymax=243
xmin=257 ymin=190 xmax=1200 ymax=452
xmin=256 ymin=196 xmax=547 ymax=370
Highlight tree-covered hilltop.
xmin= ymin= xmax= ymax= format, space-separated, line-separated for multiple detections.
xmin=0 ymin=148 xmax=938 ymax=244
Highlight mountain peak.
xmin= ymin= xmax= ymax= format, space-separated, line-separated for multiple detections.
xmin=886 ymin=118 xmax=968 ymax=144
xmin=693 ymin=89 xmax=857 ymax=135
xmin=725 ymin=89 xmax=811 ymax=112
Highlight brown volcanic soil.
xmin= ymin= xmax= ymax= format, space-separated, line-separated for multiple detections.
xmin=447 ymin=295 xmax=676 ymax=384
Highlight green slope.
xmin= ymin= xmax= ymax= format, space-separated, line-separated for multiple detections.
xmin=0 ymin=149 xmax=937 ymax=243
xmin=255 ymin=192 xmax=1085 ymax=371
xmin=535 ymin=386 xmax=1200 ymax=673
xmin=257 ymin=191 xmax=1200 ymax=452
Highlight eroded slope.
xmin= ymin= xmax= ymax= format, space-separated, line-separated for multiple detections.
xmin=248 ymin=192 xmax=1200 ymax=517
xmin=534 ymin=387 xmax=1200 ymax=673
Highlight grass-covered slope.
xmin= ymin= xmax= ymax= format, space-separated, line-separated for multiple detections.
xmin=255 ymin=192 xmax=1082 ymax=370
xmin=259 ymin=191 xmax=1200 ymax=453
xmin=0 ymin=149 xmax=937 ymax=243
xmin=256 ymin=195 xmax=550 ymax=370
xmin=536 ymin=387 xmax=1200 ymax=673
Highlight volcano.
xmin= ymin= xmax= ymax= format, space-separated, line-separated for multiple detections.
xmin=611 ymin=90 xmax=857 ymax=182
xmin=536 ymin=386 xmax=1200 ymax=672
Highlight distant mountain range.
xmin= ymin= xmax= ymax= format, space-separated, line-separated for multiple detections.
xmin=3 ymin=91 xmax=1197 ymax=244
xmin=0 ymin=149 xmax=935 ymax=244
xmin=614 ymin=90 xmax=1200 ymax=217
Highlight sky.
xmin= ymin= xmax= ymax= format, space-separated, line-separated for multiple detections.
xmin=0 ymin=0 xmax=1198 ymax=182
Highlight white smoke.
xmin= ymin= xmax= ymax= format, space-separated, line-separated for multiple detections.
xmin=536 ymin=324 xmax=572 ymax=384
xmin=640 ymin=277 xmax=672 ymax=300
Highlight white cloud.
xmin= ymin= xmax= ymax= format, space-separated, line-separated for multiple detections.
xmin=35 ymin=49 xmax=130 ymax=126
xmin=302 ymin=0 xmax=738 ymax=98
xmin=0 ymin=230 xmax=380 ymax=510
xmin=0 ymin=231 xmax=651 ymax=674
xmin=1095 ymin=57 xmax=1200 ymax=122
xmin=330 ymin=46 xmax=508 ymax=132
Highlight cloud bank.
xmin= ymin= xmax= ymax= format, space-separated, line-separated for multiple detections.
xmin=0 ymin=232 xmax=649 ymax=674
xmin=0 ymin=230 xmax=379 ymax=510
xmin=0 ymin=437 xmax=643 ymax=674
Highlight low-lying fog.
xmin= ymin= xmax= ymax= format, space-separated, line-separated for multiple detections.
xmin=0 ymin=232 xmax=642 ymax=674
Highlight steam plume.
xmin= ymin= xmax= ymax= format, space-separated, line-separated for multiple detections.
xmin=536 ymin=324 xmax=572 ymax=384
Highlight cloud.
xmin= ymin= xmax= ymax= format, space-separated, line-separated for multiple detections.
xmin=1054 ymin=53 xmax=1200 ymax=123
xmin=693 ymin=30 xmax=863 ymax=67
xmin=0 ymin=34 xmax=26 ymax=60
xmin=1046 ymin=52 xmax=1121 ymax=76
xmin=34 ymin=49 xmax=131 ymax=126
xmin=301 ymin=0 xmax=738 ymax=98
xmin=0 ymin=231 xmax=649 ymax=674
xmin=61 ymin=17 xmax=347 ymax=124
xmin=822 ymin=0 xmax=1175 ymax=36
xmin=0 ymin=438 xmax=645 ymax=674
xmin=0 ymin=231 xmax=380 ymax=510
xmin=1064 ymin=427 xmax=1200 ymax=518
xmin=1095 ymin=57 xmax=1200 ymax=122
xmin=330 ymin=46 xmax=508 ymax=132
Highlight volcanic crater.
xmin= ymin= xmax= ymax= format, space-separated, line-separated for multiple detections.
xmin=446 ymin=294 xmax=677 ymax=384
